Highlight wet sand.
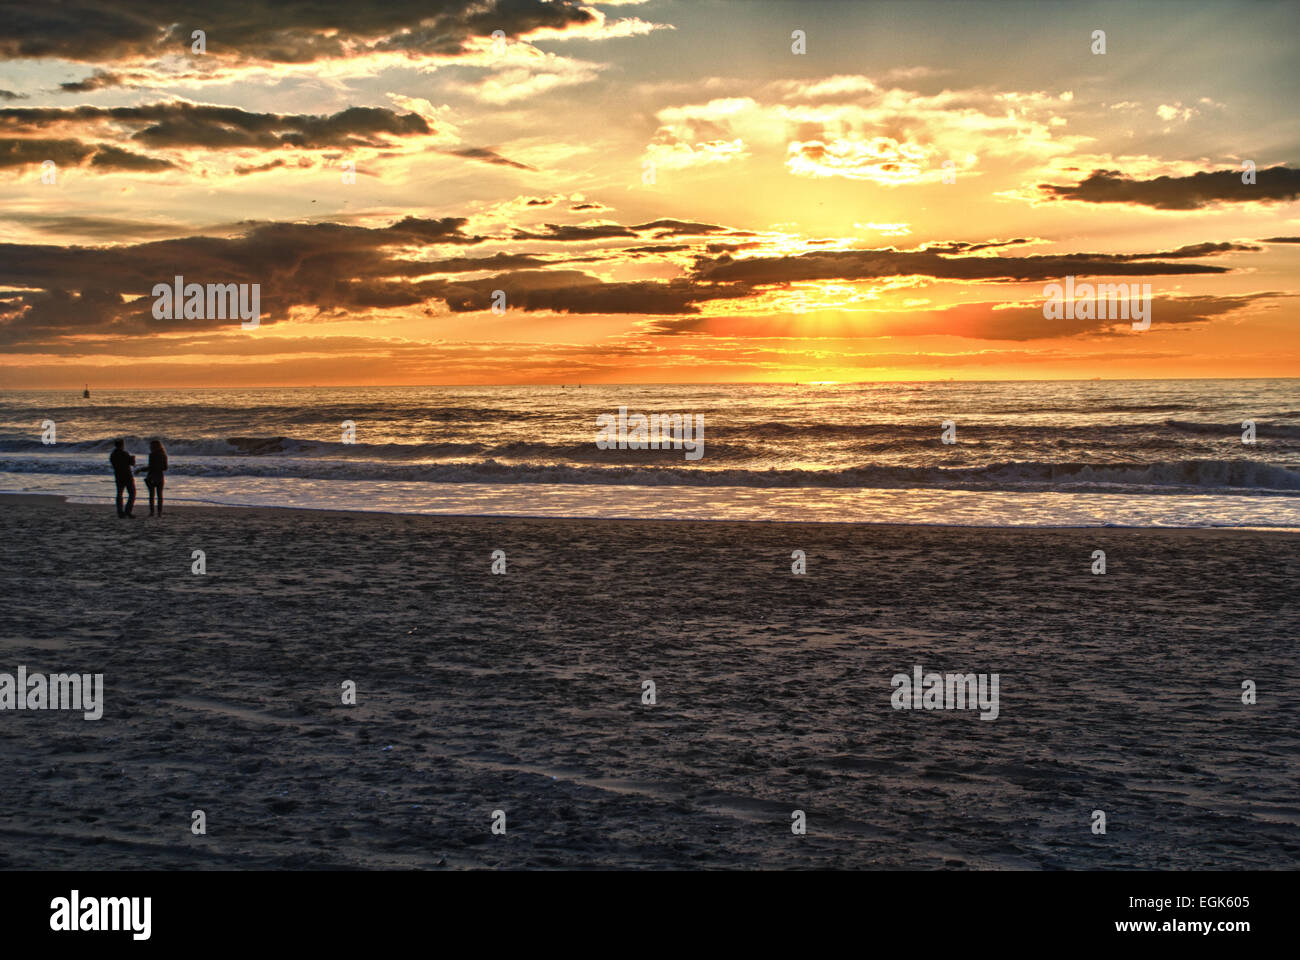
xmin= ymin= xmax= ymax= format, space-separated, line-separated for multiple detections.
xmin=0 ymin=494 xmax=1296 ymax=869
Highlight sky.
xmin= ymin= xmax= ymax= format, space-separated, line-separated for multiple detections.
xmin=0 ymin=0 xmax=1297 ymax=387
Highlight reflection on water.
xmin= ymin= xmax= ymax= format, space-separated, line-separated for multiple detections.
xmin=6 ymin=473 xmax=1300 ymax=529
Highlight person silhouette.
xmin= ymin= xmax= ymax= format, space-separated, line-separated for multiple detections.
xmin=110 ymin=439 xmax=136 ymax=518
xmin=138 ymin=439 xmax=168 ymax=516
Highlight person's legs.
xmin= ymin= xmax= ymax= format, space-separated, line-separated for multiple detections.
xmin=145 ymin=476 xmax=156 ymax=514
xmin=115 ymin=477 xmax=127 ymax=517
xmin=156 ymin=475 xmax=164 ymax=515
xmin=123 ymin=476 xmax=136 ymax=516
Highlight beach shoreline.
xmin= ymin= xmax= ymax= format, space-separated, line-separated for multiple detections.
xmin=6 ymin=490 xmax=1300 ymax=533
xmin=2 ymin=494 xmax=1296 ymax=869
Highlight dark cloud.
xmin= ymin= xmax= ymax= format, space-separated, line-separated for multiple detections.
xmin=629 ymin=219 xmax=729 ymax=236
xmin=705 ymin=241 xmax=761 ymax=254
xmin=1039 ymin=166 xmax=1300 ymax=209
xmin=418 ymin=252 xmax=553 ymax=273
xmin=511 ymin=223 xmax=639 ymax=241
xmin=511 ymin=219 xmax=736 ymax=242
xmin=921 ymin=238 xmax=1036 ymax=254
xmin=0 ymin=216 xmax=487 ymax=344
xmin=0 ymin=102 xmax=483 ymax=175
xmin=0 ymin=208 xmax=1275 ymax=353
xmin=569 ymin=202 xmax=603 ymax=211
xmin=89 ymin=143 xmax=175 ymax=170
xmin=59 ymin=70 xmax=128 ymax=92
xmin=0 ymin=102 xmax=433 ymax=150
xmin=0 ymin=332 xmax=445 ymax=358
xmin=0 ymin=137 xmax=172 ymax=170
xmin=0 ymin=137 xmax=95 ymax=167
xmin=1125 ymin=241 xmax=1260 ymax=258
xmin=623 ymin=243 xmax=692 ymax=254
xmin=234 ymin=157 xmax=289 ymax=175
xmin=646 ymin=294 xmax=1281 ymax=341
xmin=438 ymin=270 xmax=755 ymax=315
xmin=0 ymin=89 xmax=27 ymax=101
xmin=1260 ymin=236 xmax=1300 ymax=243
xmin=904 ymin=294 xmax=1280 ymax=341
xmin=139 ymin=104 xmax=430 ymax=149
xmin=0 ymin=215 xmax=760 ymax=347
xmin=689 ymin=247 xmax=1235 ymax=284
xmin=0 ymin=1 xmax=597 ymax=66
xmin=444 ymin=147 xmax=534 ymax=170
xmin=0 ymin=214 xmax=192 ymax=241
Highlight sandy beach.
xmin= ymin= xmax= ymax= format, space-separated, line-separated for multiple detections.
xmin=0 ymin=494 xmax=1296 ymax=870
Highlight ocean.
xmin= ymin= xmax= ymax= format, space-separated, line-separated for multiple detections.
xmin=2 ymin=379 xmax=1298 ymax=526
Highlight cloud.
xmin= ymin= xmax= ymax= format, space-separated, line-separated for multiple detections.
xmin=0 ymin=200 xmax=1279 ymax=356
xmin=907 ymin=294 xmax=1280 ymax=341
xmin=2 ymin=1 xmax=667 ymax=105
xmin=438 ymin=270 xmax=754 ymax=315
xmin=0 ymin=137 xmax=174 ymax=170
xmin=1039 ymin=167 xmax=1300 ymax=209
xmin=643 ymin=82 xmax=1085 ymax=184
xmin=630 ymin=219 xmax=730 ymax=237
xmin=0 ymin=1 xmax=598 ymax=65
xmin=509 ymin=219 xmax=730 ymax=242
xmin=688 ymin=247 xmax=1235 ymax=285
xmin=623 ymin=243 xmax=692 ymax=254
xmin=0 ymin=216 xmax=487 ymax=344
xmin=0 ymin=213 xmax=763 ymax=348
xmin=511 ymin=223 xmax=638 ymax=241
xmin=0 ymin=214 xmax=195 ymax=242
xmin=89 ymin=144 xmax=176 ymax=171
xmin=523 ymin=6 xmax=672 ymax=41
xmin=786 ymin=137 xmax=929 ymax=184
xmin=453 ymin=55 xmax=605 ymax=104
xmin=0 ymin=102 xmax=485 ymax=177
xmin=59 ymin=70 xmax=135 ymax=92
xmin=417 ymin=252 xmax=555 ymax=273
xmin=644 ymin=138 xmax=747 ymax=170
xmin=919 ymin=238 xmax=1036 ymax=253
xmin=443 ymin=147 xmax=535 ymax=170
xmin=645 ymin=294 xmax=1283 ymax=341
xmin=643 ymin=97 xmax=755 ymax=169
xmin=859 ymin=223 xmax=912 ymax=238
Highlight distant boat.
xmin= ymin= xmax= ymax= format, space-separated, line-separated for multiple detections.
xmin=82 ymin=384 xmax=90 ymax=398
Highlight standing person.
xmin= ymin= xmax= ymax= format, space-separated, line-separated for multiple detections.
xmin=138 ymin=439 xmax=168 ymax=516
xmin=110 ymin=439 xmax=136 ymax=518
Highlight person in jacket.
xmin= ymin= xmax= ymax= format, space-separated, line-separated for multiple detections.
xmin=138 ymin=439 xmax=168 ymax=516
xmin=110 ymin=439 xmax=136 ymax=518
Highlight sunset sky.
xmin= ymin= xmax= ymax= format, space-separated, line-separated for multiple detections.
xmin=1 ymin=0 xmax=1297 ymax=387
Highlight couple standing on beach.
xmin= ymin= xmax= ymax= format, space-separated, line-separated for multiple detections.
xmin=110 ymin=439 xmax=168 ymax=518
